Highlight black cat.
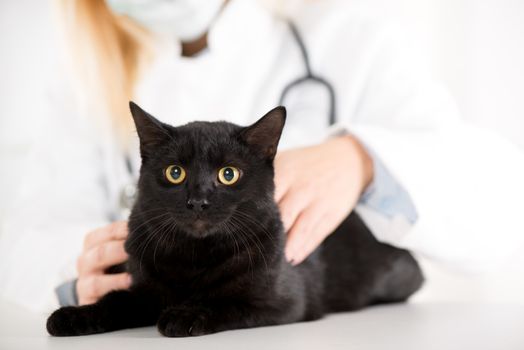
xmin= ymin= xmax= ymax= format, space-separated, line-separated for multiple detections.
xmin=46 ymin=102 xmax=423 ymax=337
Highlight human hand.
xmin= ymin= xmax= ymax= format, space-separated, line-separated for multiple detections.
xmin=76 ymin=221 xmax=131 ymax=305
xmin=274 ymin=135 xmax=373 ymax=265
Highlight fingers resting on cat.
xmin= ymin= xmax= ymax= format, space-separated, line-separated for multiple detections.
xmin=76 ymin=221 xmax=131 ymax=305
xmin=76 ymin=273 xmax=132 ymax=305
xmin=274 ymin=135 xmax=374 ymax=265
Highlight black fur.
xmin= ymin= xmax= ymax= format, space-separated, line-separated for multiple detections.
xmin=47 ymin=103 xmax=423 ymax=337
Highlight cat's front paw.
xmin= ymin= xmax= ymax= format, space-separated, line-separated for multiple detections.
xmin=157 ymin=306 xmax=215 ymax=337
xmin=46 ymin=306 xmax=97 ymax=336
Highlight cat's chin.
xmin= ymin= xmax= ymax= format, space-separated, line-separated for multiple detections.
xmin=180 ymin=218 xmax=224 ymax=238
xmin=175 ymin=210 xmax=236 ymax=238
xmin=190 ymin=219 xmax=212 ymax=236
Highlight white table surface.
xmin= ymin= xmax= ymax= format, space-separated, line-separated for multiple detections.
xmin=1 ymin=299 xmax=523 ymax=350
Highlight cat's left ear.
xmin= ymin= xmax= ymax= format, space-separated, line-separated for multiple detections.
xmin=129 ymin=101 xmax=171 ymax=159
xmin=240 ymin=106 xmax=286 ymax=160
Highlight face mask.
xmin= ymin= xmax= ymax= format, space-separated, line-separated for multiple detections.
xmin=106 ymin=0 xmax=225 ymax=42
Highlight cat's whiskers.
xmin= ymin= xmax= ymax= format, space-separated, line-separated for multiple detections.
xmin=227 ymin=221 xmax=242 ymax=267
xmin=231 ymin=212 xmax=272 ymax=254
xmin=228 ymin=215 xmax=271 ymax=279
xmin=219 ymin=220 xmax=241 ymax=267
xmin=225 ymin=217 xmax=255 ymax=280
xmin=125 ymin=211 xmax=172 ymax=249
xmin=233 ymin=209 xmax=278 ymax=246
xmin=136 ymin=214 xmax=175 ymax=272
xmin=152 ymin=215 xmax=177 ymax=272
xmin=232 ymin=209 xmax=277 ymax=248
xmin=165 ymin=217 xmax=179 ymax=252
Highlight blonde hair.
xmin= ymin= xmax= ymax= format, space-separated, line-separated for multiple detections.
xmin=55 ymin=0 xmax=297 ymax=148
xmin=56 ymin=0 xmax=153 ymax=148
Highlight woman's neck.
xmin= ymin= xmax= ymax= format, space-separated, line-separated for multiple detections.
xmin=180 ymin=0 xmax=229 ymax=57
xmin=181 ymin=32 xmax=209 ymax=57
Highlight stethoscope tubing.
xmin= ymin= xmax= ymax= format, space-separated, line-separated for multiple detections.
xmin=279 ymin=21 xmax=337 ymax=126
xmin=278 ymin=74 xmax=336 ymax=126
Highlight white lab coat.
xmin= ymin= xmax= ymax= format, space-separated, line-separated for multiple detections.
xmin=1 ymin=0 xmax=524 ymax=312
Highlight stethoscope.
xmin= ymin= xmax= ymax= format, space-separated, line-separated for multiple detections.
xmin=118 ymin=21 xmax=337 ymax=218
xmin=279 ymin=21 xmax=337 ymax=126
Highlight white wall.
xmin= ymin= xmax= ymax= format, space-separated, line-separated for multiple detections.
xmin=1 ymin=0 xmax=523 ymax=303
xmin=413 ymin=0 xmax=524 ymax=149
xmin=344 ymin=0 xmax=524 ymax=148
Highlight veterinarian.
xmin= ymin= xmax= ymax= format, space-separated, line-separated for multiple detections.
xmin=1 ymin=0 xmax=524 ymax=312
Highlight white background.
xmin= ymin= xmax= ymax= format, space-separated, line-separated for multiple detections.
xmin=1 ymin=0 xmax=523 ymax=304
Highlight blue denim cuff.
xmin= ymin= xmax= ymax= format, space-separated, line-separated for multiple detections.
xmin=55 ymin=279 xmax=78 ymax=307
xmin=359 ymin=150 xmax=418 ymax=224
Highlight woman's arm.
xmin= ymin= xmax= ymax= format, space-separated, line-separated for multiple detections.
xmin=343 ymin=23 xmax=524 ymax=271
xmin=277 ymin=19 xmax=524 ymax=271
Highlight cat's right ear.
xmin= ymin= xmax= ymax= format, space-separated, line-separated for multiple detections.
xmin=240 ymin=106 xmax=286 ymax=161
xmin=129 ymin=101 xmax=171 ymax=159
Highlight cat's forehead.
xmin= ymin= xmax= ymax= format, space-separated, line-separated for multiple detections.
xmin=179 ymin=121 xmax=237 ymax=137
xmin=167 ymin=121 xmax=245 ymax=162
xmin=176 ymin=121 xmax=240 ymax=147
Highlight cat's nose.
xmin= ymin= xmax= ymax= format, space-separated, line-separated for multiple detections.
xmin=186 ymin=198 xmax=210 ymax=212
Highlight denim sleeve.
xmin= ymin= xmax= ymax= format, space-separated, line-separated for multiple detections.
xmin=358 ymin=150 xmax=418 ymax=224
xmin=55 ymin=279 xmax=78 ymax=307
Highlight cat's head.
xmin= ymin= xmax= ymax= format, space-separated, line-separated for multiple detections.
xmin=129 ymin=102 xmax=286 ymax=238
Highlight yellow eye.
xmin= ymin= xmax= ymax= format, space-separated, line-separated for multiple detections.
xmin=165 ymin=165 xmax=186 ymax=184
xmin=218 ymin=166 xmax=240 ymax=185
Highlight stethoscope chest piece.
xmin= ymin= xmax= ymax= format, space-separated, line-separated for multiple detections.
xmin=119 ymin=180 xmax=137 ymax=219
